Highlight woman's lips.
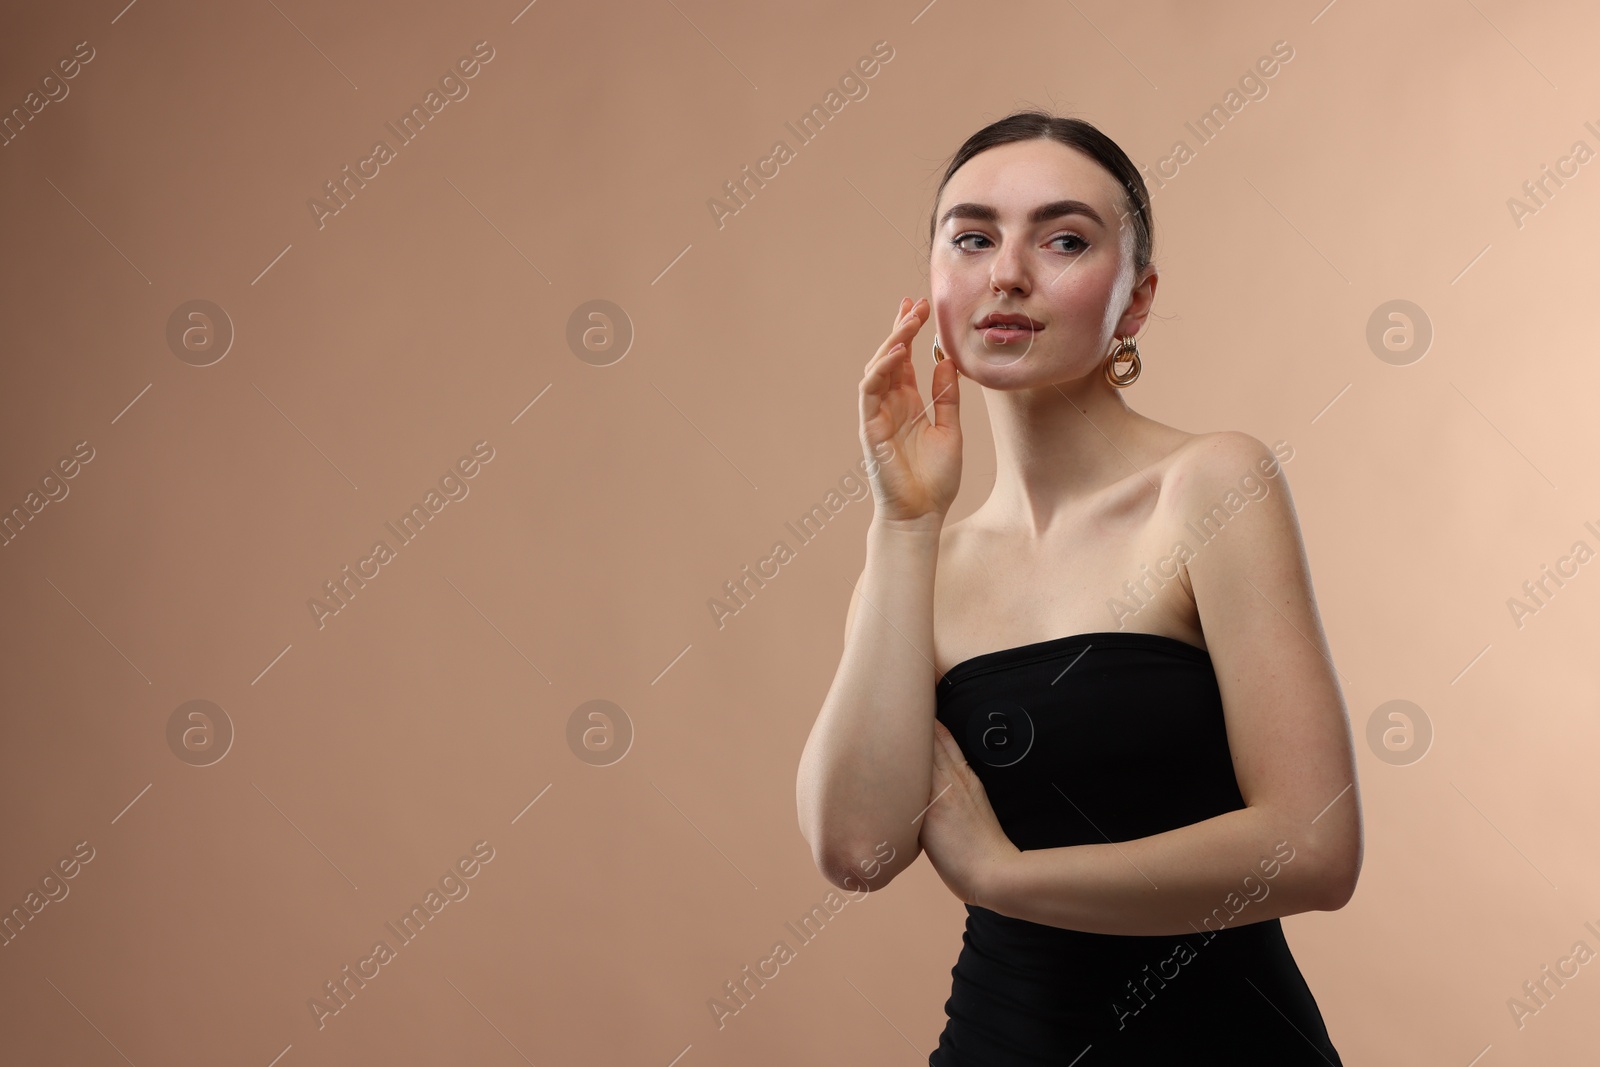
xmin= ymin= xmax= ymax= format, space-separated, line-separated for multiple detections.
xmin=978 ymin=325 xmax=1041 ymax=344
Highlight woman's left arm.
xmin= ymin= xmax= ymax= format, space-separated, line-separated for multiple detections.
xmin=920 ymin=432 xmax=1364 ymax=937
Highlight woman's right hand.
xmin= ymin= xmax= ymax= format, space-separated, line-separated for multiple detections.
xmin=858 ymin=296 xmax=963 ymax=526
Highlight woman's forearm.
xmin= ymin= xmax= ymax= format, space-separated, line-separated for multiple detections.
xmin=797 ymin=516 xmax=943 ymax=888
xmin=980 ymin=802 xmax=1358 ymax=937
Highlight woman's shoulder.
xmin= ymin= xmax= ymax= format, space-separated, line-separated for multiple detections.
xmin=1161 ymin=430 xmax=1292 ymax=507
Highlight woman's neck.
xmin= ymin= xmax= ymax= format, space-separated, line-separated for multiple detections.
xmin=977 ymin=375 xmax=1161 ymax=541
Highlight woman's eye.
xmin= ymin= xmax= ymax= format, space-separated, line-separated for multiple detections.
xmin=949 ymin=232 xmax=1087 ymax=253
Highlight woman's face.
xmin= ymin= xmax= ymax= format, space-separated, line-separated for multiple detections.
xmin=928 ymin=138 xmax=1152 ymax=387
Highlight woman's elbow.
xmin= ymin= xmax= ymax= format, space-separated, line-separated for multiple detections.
xmin=1318 ymin=854 xmax=1362 ymax=911
xmin=815 ymin=835 xmax=919 ymax=893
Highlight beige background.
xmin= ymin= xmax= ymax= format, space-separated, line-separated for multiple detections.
xmin=2 ymin=0 xmax=1598 ymax=1062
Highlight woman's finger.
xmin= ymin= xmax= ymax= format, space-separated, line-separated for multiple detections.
xmin=888 ymin=343 xmax=917 ymax=393
xmin=863 ymin=330 xmax=913 ymax=378
xmin=898 ymin=299 xmax=928 ymax=342
xmin=864 ymin=337 xmax=915 ymax=391
xmin=865 ymin=299 xmax=927 ymax=372
xmin=928 ymin=354 xmax=962 ymax=428
xmin=861 ymin=342 xmax=908 ymax=395
xmin=936 ymin=721 xmax=967 ymax=769
xmin=866 ymin=301 xmax=924 ymax=371
xmin=871 ymin=299 xmax=907 ymax=368
xmin=885 ymin=299 xmax=928 ymax=353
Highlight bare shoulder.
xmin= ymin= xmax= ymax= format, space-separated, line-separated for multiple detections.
xmin=1163 ymin=430 xmax=1297 ymax=514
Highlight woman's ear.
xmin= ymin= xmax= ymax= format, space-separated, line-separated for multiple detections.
xmin=1115 ymin=266 xmax=1158 ymax=338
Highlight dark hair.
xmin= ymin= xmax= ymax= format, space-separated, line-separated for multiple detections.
xmin=927 ymin=111 xmax=1155 ymax=279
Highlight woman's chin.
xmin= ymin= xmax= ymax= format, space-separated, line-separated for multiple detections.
xmin=956 ymin=351 xmax=1104 ymax=390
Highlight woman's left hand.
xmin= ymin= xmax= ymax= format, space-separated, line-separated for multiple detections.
xmin=919 ymin=718 xmax=1021 ymax=909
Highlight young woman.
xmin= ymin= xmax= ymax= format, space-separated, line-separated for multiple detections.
xmin=796 ymin=112 xmax=1362 ymax=1064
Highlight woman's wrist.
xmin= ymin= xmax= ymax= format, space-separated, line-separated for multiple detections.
xmin=869 ymin=512 xmax=945 ymax=538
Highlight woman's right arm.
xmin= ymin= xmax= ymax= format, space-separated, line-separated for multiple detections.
xmin=797 ymin=516 xmax=945 ymax=891
xmin=795 ymin=296 xmax=962 ymax=892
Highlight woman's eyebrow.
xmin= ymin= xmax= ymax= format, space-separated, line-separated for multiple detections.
xmin=938 ymin=198 xmax=1106 ymax=230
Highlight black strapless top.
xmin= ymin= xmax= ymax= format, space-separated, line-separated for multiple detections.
xmin=929 ymin=631 xmax=1343 ymax=1065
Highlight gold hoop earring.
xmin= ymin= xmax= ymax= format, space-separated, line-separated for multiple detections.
xmin=932 ymin=336 xmax=946 ymax=363
xmin=1104 ymin=335 xmax=1141 ymax=387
